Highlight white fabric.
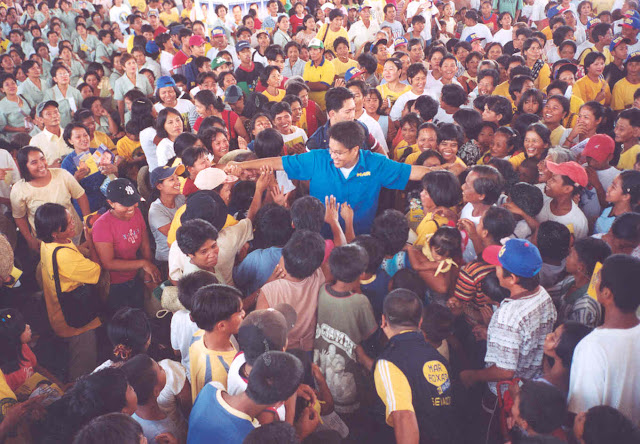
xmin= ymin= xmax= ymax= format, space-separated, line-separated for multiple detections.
xmin=140 ymin=127 xmax=159 ymax=171
xmin=491 ymin=28 xmax=513 ymax=46
xmin=568 ymin=324 xmax=640 ymax=424
xmin=170 ymin=309 xmax=199 ymax=382
xmin=156 ymin=138 xmax=176 ymax=168
xmin=358 ymin=112 xmax=389 ymax=154
xmin=459 ymin=23 xmax=493 ymax=47
xmin=390 ymin=90 xmax=423 ymax=121
xmin=0 ymin=149 xmax=20 ymax=214
xmin=406 ymin=1 xmax=439 ymax=41
xmin=536 ymin=199 xmax=589 ymax=239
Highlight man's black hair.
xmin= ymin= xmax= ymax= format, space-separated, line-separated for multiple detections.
xmin=245 ymin=351 xmax=304 ymax=405
xmin=121 ymin=354 xmax=157 ymax=405
xmin=583 ymin=405 xmax=640 ymax=444
xmin=420 ymin=303 xmax=454 ymax=342
xmin=176 ymin=219 xmax=219 ymax=256
xmin=484 ymin=96 xmax=513 ymax=126
xmin=508 ymin=74 xmax=534 ymax=101
xmin=72 ymin=413 xmax=143 ymax=444
xmin=177 ymin=270 xmax=219 ymax=311
xmin=371 ymin=209 xmax=409 ymax=256
xmin=356 ymin=52 xmax=378 ymax=75
xmin=329 ymin=244 xmax=368 ymax=283
xmin=282 ymin=229 xmax=325 ymax=279
xmin=555 ymin=321 xmax=592 ymax=369
xmin=599 ymin=254 xmax=640 ymax=313
xmin=421 ymin=170 xmax=462 ymax=208
xmin=254 ymin=203 xmax=294 ymax=249
xmin=391 ymin=268 xmax=427 ymax=301
xmin=290 ymin=195 xmax=325 ymax=232
xmin=415 ymin=95 xmax=439 ymax=121
xmin=265 ymin=44 xmax=285 ymax=61
xmin=536 ymin=221 xmax=571 ymax=262
xmin=441 ymin=83 xmax=466 ymax=108
xmin=329 ymin=120 xmax=364 ymax=150
xmin=518 ymin=381 xmax=567 ymax=434
xmin=509 ymin=182 xmax=544 ymax=217
xmin=501 ymin=269 xmax=540 ymax=290
xmin=190 ymin=284 xmax=242 ymax=331
xmin=482 ymin=207 xmax=516 ymax=242
xmin=573 ymin=237 xmax=611 ymax=277
xmin=383 ymin=289 xmax=423 ymax=328
xmin=325 ymin=86 xmax=354 ymax=114
xmin=453 ymin=108 xmax=483 ymax=140
xmin=254 ymin=127 xmax=284 ymax=158
xmin=352 ymin=235 xmax=385 ymax=275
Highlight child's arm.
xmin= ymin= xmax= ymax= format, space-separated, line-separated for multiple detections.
xmin=340 ymin=202 xmax=356 ymax=243
xmin=245 ymin=167 xmax=271 ymax=222
xmin=503 ymin=201 xmax=540 ymax=241
xmin=325 ymin=195 xmax=347 ymax=247
xmin=176 ymin=378 xmax=192 ymax=419
xmin=407 ymin=246 xmax=453 ymax=294
xmin=311 ymin=364 xmax=334 ymax=415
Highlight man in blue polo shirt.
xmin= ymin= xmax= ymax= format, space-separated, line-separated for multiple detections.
xmin=228 ymin=120 xmax=430 ymax=234
xmin=306 ymin=87 xmax=384 ymax=154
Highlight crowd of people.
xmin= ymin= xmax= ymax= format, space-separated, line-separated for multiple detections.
xmin=0 ymin=0 xmax=639 ymax=442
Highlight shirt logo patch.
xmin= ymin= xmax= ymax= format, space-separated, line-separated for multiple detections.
xmin=356 ymin=171 xmax=371 ymax=177
xmin=423 ymin=360 xmax=450 ymax=394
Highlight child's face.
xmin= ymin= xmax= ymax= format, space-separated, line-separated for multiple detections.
xmin=522 ymin=96 xmax=540 ymax=115
xmin=564 ymin=247 xmax=580 ymax=275
xmin=605 ymin=175 xmax=626 ymax=204
xmin=430 ymin=245 xmax=447 ymax=262
xmin=477 ymin=126 xmax=495 ymax=152
xmin=188 ymin=153 xmax=211 ymax=177
xmin=189 ymin=238 xmax=220 ymax=270
xmin=401 ymin=123 xmax=418 ymax=145
xmin=437 ymin=139 xmax=458 ymax=162
xmin=614 ymin=117 xmax=638 ymax=143
xmin=420 ymin=187 xmax=435 ymax=210
xmin=544 ymin=174 xmax=570 ymax=199
xmin=490 ymin=132 xmax=510 ymax=158
xmin=481 ymin=3 xmax=492 ymax=15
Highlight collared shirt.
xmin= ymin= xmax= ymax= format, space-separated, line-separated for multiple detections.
xmin=17 ymin=77 xmax=45 ymax=106
xmin=282 ymin=149 xmax=411 ymax=234
xmin=348 ymin=19 xmax=380 ymax=52
xmin=303 ymin=57 xmax=336 ymax=111
xmin=29 ymin=127 xmax=73 ymax=165
xmin=42 ymin=84 xmax=84 ymax=129
xmin=113 ymin=72 xmax=153 ymax=101
xmin=282 ymin=58 xmax=306 ymax=78
xmin=307 ymin=120 xmax=377 ymax=152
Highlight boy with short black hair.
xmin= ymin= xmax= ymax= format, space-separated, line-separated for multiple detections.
xmin=353 ymin=234 xmax=391 ymax=323
xmin=176 ymin=219 xmax=222 ymax=279
xmin=536 ymin=221 xmax=571 ymax=302
xmin=314 ymin=244 xmax=378 ymax=417
xmin=172 ymin=270 xmax=219 ymax=380
xmin=568 ymin=254 xmax=640 ymax=424
xmin=510 ymin=381 xmax=567 ymax=439
xmin=371 ymin=209 xmax=411 ymax=278
xmin=505 ymin=182 xmax=544 ymax=240
xmin=614 ymin=108 xmax=640 ymax=170
xmin=483 ymin=96 xmax=513 ymax=126
xmin=189 ymin=284 xmax=246 ymax=399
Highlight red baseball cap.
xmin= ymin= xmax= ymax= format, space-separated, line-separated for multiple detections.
xmin=582 ymin=134 xmax=615 ymax=163
xmin=189 ymin=35 xmax=205 ymax=47
xmin=546 ymin=161 xmax=588 ymax=187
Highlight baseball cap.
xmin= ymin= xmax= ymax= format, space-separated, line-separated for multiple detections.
xmin=344 ymin=66 xmax=365 ymax=82
xmin=610 ymin=36 xmax=629 ymax=52
xmin=145 ymin=40 xmax=159 ymax=55
xmin=183 ymin=190 xmax=227 ymax=231
xmin=545 ymin=160 xmax=588 ymax=187
xmin=211 ymin=27 xmax=225 ymax=38
xmin=546 ymin=5 xmax=568 ymax=19
xmin=465 ymin=33 xmax=484 ymax=43
xmin=626 ymin=51 xmax=640 ymax=62
xmin=238 ymin=309 xmax=289 ymax=363
xmin=150 ymin=164 xmax=185 ymax=188
xmin=36 ymin=100 xmax=58 ymax=116
xmin=483 ymin=238 xmax=543 ymax=278
xmin=236 ymin=40 xmax=251 ymax=52
xmin=359 ymin=2 xmax=372 ymax=10
xmin=189 ymin=35 xmax=205 ymax=46
xmin=224 ymin=84 xmax=244 ymax=104
xmin=156 ymin=75 xmax=176 ymax=89
xmin=210 ymin=56 xmax=230 ymax=69
xmin=308 ymin=38 xmax=324 ymax=49
xmin=106 ymin=178 xmax=142 ymax=207
xmin=586 ymin=17 xmax=601 ymax=29
xmin=394 ymin=36 xmax=408 ymax=47
xmin=622 ymin=17 xmax=640 ymax=30
xmin=193 ymin=167 xmax=237 ymax=190
xmin=582 ymin=134 xmax=615 ymax=163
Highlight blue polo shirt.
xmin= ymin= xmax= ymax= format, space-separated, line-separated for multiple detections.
xmin=282 ymin=149 xmax=411 ymax=234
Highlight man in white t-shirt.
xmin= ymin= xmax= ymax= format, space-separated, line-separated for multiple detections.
xmin=568 ymin=255 xmax=640 ymax=424
xmin=459 ymin=10 xmax=492 ymax=47
xmin=405 ymin=0 xmax=439 ymax=44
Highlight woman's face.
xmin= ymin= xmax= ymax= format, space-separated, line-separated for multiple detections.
xmin=487 ymin=44 xmax=502 ymax=60
xmin=438 ymin=139 xmax=459 ymax=162
xmin=55 ymin=210 xmax=77 ymax=241
xmin=85 ymin=74 xmax=99 ymax=90
xmin=524 ymin=41 xmax=542 ymax=61
xmin=524 ymin=130 xmax=547 ymax=159
xmin=289 ymin=100 xmax=303 ymax=122
xmin=417 ymin=128 xmax=437 ymax=152
xmin=477 ymin=126 xmax=495 ymax=152
xmin=579 ymin=2 xmax=592 ymax=16
xmin=157 ymin=173 xmax=181 ymax=196
xmin=490 ymin=132 xmax=511 ymax=158
xmin=500 ymin=13 xmax=512 ymax=27
xmin=70 ymin=127 xmax=91 ymax=151
xmin=363 ymin=93 xmax=380 ymax=114
xmin=522 ymin=96 xmax=540 ymax=115
xmin=252 ymin=115 xmax=272 ymax=136
xmin=588 ymin=57 xmax=605 ymax=76
xmin=287 ymin=46 xmax=299 ymax=63
xmin=159 ymin=86 xmax=177 ymax=105
xmin=401 ymin=123 xmax=418 ymax=144
xmin=278 ymin=17 xmax=289 ymax=30
xmin=538 ymin=156 xmax=553 ymax=183
xmin=267 ymin=68 xmax=281 ymax=88
xmin=124 ymin=58 xmax=138 ymax=75
xmin=558 ymin=70 xmax=576 ymax=85
xmin=26 ymin=150 xmax=48 ymax=179
xmin=577 ymin=107 xmax=600 ymax=132
xmin=430 ymin=52 xmax=443 ymax=71
xmin=54 ymin=67 xmax=70 ymax=86
xmin=543 ymin=324 xmax=564 ymax=356
xmin=441 ymin=59 xmax=457 ymax=81
xmin=605 ymin=175 xmax=625 ymax=204
xmin=194 ymin=99 xmax=209 ymax=117
xmin=212 ymin=132 xmax=230 ymax=159
xmin=164 ymin=112 xmax=183 ymax=139
xmin=297 ymin=88 xmax=309 ymax=108
xmin=110 ymin=201 xmax=138 ymax=221
xmin=543 ymin=98 xmax=566 ymax=125
xmin=382 ymin=61 xmax=400 ymax=83
xmin=466 ymin=56 xmax=481 ymax=75
xmin=1 ymin=77 xmax=17 ymax=96
xmin=80 ymin=84 xmax=94 ymax=100
xmin=420 ymin=187 xmax=435 ymax=211
xmin=222 ymin=73 xmax=237 ymax=89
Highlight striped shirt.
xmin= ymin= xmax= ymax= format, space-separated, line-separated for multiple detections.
xmin=454 ymin=260 xmax=495 ymax=303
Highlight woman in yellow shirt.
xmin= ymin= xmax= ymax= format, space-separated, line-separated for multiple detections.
xmin=260 ymin=66 xmax=285 ymax=102
xmin=573 ymin=51 xmax=611 ymax=106
xmin=376 ymin=58 xmax=410 ymax=114
xmin=159 ymin=0 xmax=179 ymax=26
xmin=522 ymin=38 xmax=551 ymax=92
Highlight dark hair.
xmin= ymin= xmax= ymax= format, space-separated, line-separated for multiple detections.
xmin=415 ymin=95 xmax=439 ymax=121
xmin=72 ymin=413 xmax=143 ymax=444
xmin=254 ymin=203 xmax=294 ymax=249
xmin=129 ymin=98 xmax=155 ymax=134
xmin=191 ymin=284 xmax=242 ymax=331
xmin=551 ymin=25 xmax=574 ymax=47
xmin=421 ymin=170 xmax=462 ymax=208
xmin=391 ymin=269 xmax=427 ymax=300
xmin=536 ymin=221 xmax=571 ymax=261
xmin=583 ymin=51 xmax=606 ymax=72
xmin=484 ymin=96 xmax=513 ymax=126
xmin=480 ymin=271 xmax=510 ymax=303
xmin=243 ymin=422 xmax=299 ymax=444
xmin=121 ymin=354 xmax=158 ymax=405
xmin=329 ymin=244 xmax=368 ymax=283
xmin=437 ymin=122 xmax=465 ymax=147
xmin=357 ymin=52 xmax=378 ymax=74
xmin=383 ymin=289 xmax=423 ymax=328
xmin=62 ymin=122 xmax=90 ymax=148
xmin=429 ymin=226 xmax=461 ymax=258
xmin=259 ymin=65 xmax=281 ymax=89
xmin=352 ymin=234 xmax=385 ymax=275
xmin=107 ymin=307 xmax=151 ymax=362
xmin=516 ymin=88 xmax=544 ymax=116
xmin=329 ymin=120 xmax=364 ymax=151
xmin=254 ymin=128 xmax=284 ymax=158
xmin=599 ymin=254 xmax=640 ymax=313
xmin=525 ymin=122 xmax=551 ymax=151
xmin=517 ymin=381 xmax=567 ymax=434
xmin=469 ymin=165 xmax=504 ymax=205
xmin=177 ymin=270 xmax=219 ymax=311
xmin=477 ymin=68 xmax=499 ymax=88
xmin=610 ymin=212 xmax=640 ymax=243
xmin=573 ymin=237 xmax=611 ymax=277
xmin=0 ymin=308 xmax=27 ymax=374
xmin=290 ymin=196 xmax=325 ymax=232
xmin=371 ymin=210 xmax=409 ymax=256
xmin=452 ymin=108 xmax=482 ymax=140
xmin=155 ymin=107 xmax=183 ymax=139
xmin=176 ymin=219 xmax=219 ymax=256
xmin=421 ymin=304 xmax=454 ymax=342
xmin=245 ymin=351 xmax=304 ymax=405
xmin=34 ymin=202 xmax=69 ymax=243
xmin=16 ymin=145 xmax=44 ymax=181
xmin=282 ymin=229 xmax=325 ymax=279
xmin=583 ymin=405 xmax=640 ymax=444
xmin=181 ymin=146 xmax=209 ymax=169
xmin=554 ymin=321 xmax=593 ymax=369
xmin=482 ymin=207 xmax=516 ymax=242
xmin=325 ymin=86 xmax=354 ymax=114
xmin=509 ymin=182 xmax=544 ymax=217
xmin=619 ymin=170 xmax=640 ymax=205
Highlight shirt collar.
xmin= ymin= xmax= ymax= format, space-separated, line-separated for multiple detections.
xmin=311 ymin=56 xmax=326 ymax=67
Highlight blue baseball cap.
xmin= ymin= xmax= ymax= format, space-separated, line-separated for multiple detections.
xmin=236 ymin=40 xmax=251 ymax=52
xmin=145 ymin=40 xmax=159 ymax=54
xmin=393 ymin=36 xmax=408 ymax=47
xmin=622 ymin=17 xmax=640 ymax=30
xmin=586 ymin=17 xmax=601 ymax=29
xmin=626 ymin=51 xmax=640 ymax=63
xmin=465 ymin=33 xmax=484 ymax=43
xmin=483 ymin=239 xmax=543 ymax=278
xmin=344 ymin=66 xmax=365 ymax=82
xmin=610 ymin=36 xmax=629 ymax=52
xmin=156 ymin=75 xmax=176 ymax=89
xmin=150 ymin=164 xmax=185 ymax=187
xmin=546 ymin=5 xmax=568 ymax=19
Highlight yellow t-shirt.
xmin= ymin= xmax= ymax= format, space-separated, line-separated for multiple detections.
xmin=617 ymin=144 xmax=640 ymax=170
xmin=374 ymin=359 xmax=415 ymax=425
xmin=167 ymin=204 xmax=238 ymax=246
xmin=565 ymin=95 xmax=584 ymax=129
xmin=332 ymin=57 xmax=358 ymax=77
xmin=509 ymin=152 xmax=526 ymax=168
xmin=261 ymin=89 xmax=286 ymax=103
xmin=128 ymin=0 xmax=146 ymax=12
xmin=532 ymin=62 xmax=551 ymax=92
xmin=116 ymin=136 xmax=142 ymax=162
xmin=541 ymin=26 xmax=552 ymax=41
xmin=189 ymin=330 xmax=237 ymax=400
xmin=303 ymin=58 xmax=336 ymax=111
xmin=578 ymin=46 xmax=613 ymax=65
xmin=492 ymin=81 xmax=515 ymax=107
xmin=39 ymin=242 xmax=102 ymax=338
xmin=159 ymin=9 xmax=179 ymax=26
xmin=573 ymin=75 xmax=611 ymax=106
xmin=611 ymin=78 xmax=640 ymax=111
xmin=376 ymin=83 xmax=411 ymax=107
xmin=415 ymin=212 xmax=450 ymax=247
xmin=315 ymin=24 xmax=350 ymax=52
xmin=395 ymin=144 xmax=419 ymax=162
xmin=404 ymin=150 xmax=424 ymax=165
xmin=90 ymin=131 xmax=116 ymax=152
xmin=550 ymin=125 xmax=566 ymax=146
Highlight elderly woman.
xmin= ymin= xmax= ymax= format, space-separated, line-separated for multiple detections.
xmin=11 ymin=146 xmax=89 ymax=251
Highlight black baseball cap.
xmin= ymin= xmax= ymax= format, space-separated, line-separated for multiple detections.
xmin=106 ymin=178 xmax=142 ymax=207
